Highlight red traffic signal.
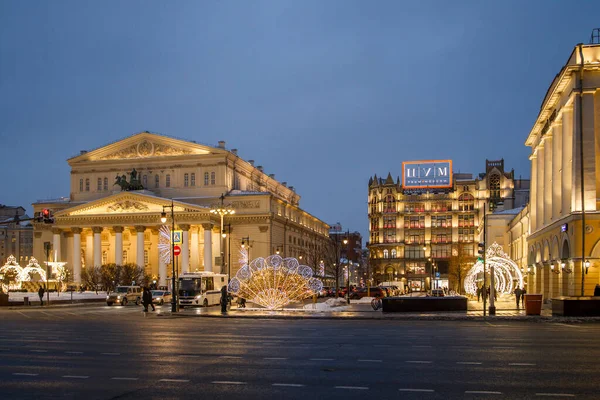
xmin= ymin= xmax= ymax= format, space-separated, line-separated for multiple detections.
xmin=38 ymin=209 xmax=54 ymax=224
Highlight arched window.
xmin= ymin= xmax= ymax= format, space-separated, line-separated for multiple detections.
xmin=97 ymin=178 xmax=102 ymax=191
xmin=103 ymin=177 xmax=108 ymax=191
xmin=184 ymin=173 xmax=189 ymax=187
xmin=391 ymin=249 xmax=397 ymax=258
xmin=155 ymin=175 xmax=159 ymax=188
xmin=166 ymin=174 xmax=171 ymax=188
xmin=383 ymin=250 xmax=389 ymax=259
xmin=458 ymin=193 xmax=474 ymax=211
xmin=489 ymin=173 xmax=501 ymax=200
xmin=191 ymin=173 xmax=196 ymax=186
xmin=85 ymin=179 xmax=90 ymax=192
xmin=384 ymin=195 xmax=396 ymax=213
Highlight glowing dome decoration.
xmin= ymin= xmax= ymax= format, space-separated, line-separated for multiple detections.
xmin=19 ymin=257 xmax=46 ymax=282
xmin=464 ymin=242 xmax=524 ymax=296
xmin=158 ymin=225 xmax=172 ymax=264
xmin=228 ymin=254 xmax=323 ymax=310
xmin=0 ymin=255 xmax=24 ymax=291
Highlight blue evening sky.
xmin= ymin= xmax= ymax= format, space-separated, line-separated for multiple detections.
xmin=1 ymin=1 xmax=599 ymax=240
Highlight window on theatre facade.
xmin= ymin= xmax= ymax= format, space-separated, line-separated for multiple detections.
xmin=80 ymin=179 xmax=83 ymax=192
xmin=211 ymin=172 xmax=216 ymax=185
xmin=85 ymin=179 xmax=90 ymax=192
xmin=166 ymin=174 xmax=171 ymax=188
xmin=191 ymin=173 xmax=195 ymax=186
xmin=155 ymin=175 xmax=159 ymax=188
xmin=458 ymin=193 xmax=474 ymax=211
xmin=97 ymin=178 xmax=102 ymax=191
xmin=184 ymin=173 xmax=189 ymax=187
xmin=204 ymin=172 xmax=209 ymax=185
xmin=104 ymin=177 xmax=108 ymax=191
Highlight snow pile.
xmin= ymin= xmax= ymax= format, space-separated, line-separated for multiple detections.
xmin=352 ymin=296 xmax=376 ymax=304
xmin=302 ymin=297 xmax=349 ymax=312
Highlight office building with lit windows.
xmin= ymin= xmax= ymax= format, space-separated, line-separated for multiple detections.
xmin=368 ymin=159 xmax=529 ymax=292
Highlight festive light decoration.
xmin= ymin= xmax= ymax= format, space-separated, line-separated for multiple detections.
xmin=158 ymin=225 xmax=172 ymax=264
xmin=318 ymin=260 xmax=325 ymax=276
xmin=0 ymin=255 xmax=24 ymax=291
xmin=19 ymin=257 xmax=46 ymax=282
xmin=228 ymin=254 xmax=323 ymax=310
xmin=464 ymin=242 xmax=524 ymax=296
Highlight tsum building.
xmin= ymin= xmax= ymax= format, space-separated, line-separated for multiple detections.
xmin=523 ymin=41 xmax=600 ymax=297
xmin=32 ymin=131 xmax=330 ymax=287
xmin=368 ymin=159 xmax=529 ymax=292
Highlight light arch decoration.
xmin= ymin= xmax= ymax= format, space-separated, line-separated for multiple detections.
xmin=19 ymin=257 xmax=46 ymax=282
xmin=464 ymin=242 xmax=524 ymax=296
xmin=0 ymin=255 xmax=24 ymax=291
xmin=228 ymin=254 xmax=323 ymax=310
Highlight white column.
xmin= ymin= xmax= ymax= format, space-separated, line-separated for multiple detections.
xmin=544 ymin=135 xmax=552 ymax=224
xmin=135 ymin=226 xmax=145 ymax=268
xmin=562 ymin=107 xmax=573 ymax=215
xmin=181 ymin=225 xmax=190 ymax=273
xmin=530 ymin=153 xmax=538 ymax=231
xmin=92 ymin=227 xmax=102 ymax=267
xmin=72 ymin=228 xmax=82 ymax=283
xmin=537 ymin=145 xmax=545 ymax=229
xmin=548 ymin=267 xmax=553 ymax=300
xmin=52 ymin=228 xmax=61 ymax=261
xmin=191 ymin=228 xmax=199 ymax=270
xmin=552 ymin=122 xmax=562 ymax=218
xmin=114 ymin=226 xmax=123 ymax=265
xmin=202 ymin=223 xmax=213 ymax=272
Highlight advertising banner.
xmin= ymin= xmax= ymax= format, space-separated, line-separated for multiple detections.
xmin=402 ymin=160 xmax=453 ymax=189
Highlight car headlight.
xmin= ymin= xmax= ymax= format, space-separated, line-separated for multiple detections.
xmin=195 ymin=295 xmax=202 ymax=300
xmin=156 ymin=297 xmax=162 ymax=301
xmin=117 ymin=295 xmax=121 ymax=299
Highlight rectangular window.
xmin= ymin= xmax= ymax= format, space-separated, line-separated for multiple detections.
xmin=85 ymin=179 xmax=90 ymax=192
xmin=204 ymin=172 xmax=209 ymax=185
xmin=79 ymin=179 xmax=83 ymax=192
xmin=431 ymin=245 xmax=450 ymax=258
xmin=404 ymin=216 xmax=425 ymax=229
xmin=191 ymin=173 xmax=195 ymax=187
xmin=405 ymin=203 xmax=425 ymax=213
xmin=166 ymin=174 xmax=171 ymax=188
xmin=405 ymin=246 xmax=425 ymax=259
xmin=144 ymin=250 xmax=149 ymax=265
xmin=122 ymin=250 xmax=128 ymax=264
xmin=210 ymin=172 xmax=216 ymax=185
xmin=458 ymin=214 xmax=475 ymax=227
xmin=184 ymin=173 xmax=189 ymax=187
xmin=103 ymin=178 xmax=108 ymax=191
xmin=97 ymin=178 xmax=102 ymax=191
xmin=458 ymin=228 xmax=475 ymax=243
xmin=155 ymin=175 xmax=159 ymax=188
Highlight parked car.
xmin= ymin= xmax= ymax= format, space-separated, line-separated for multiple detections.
xmin=151 ymin=290 xmax=172 ymax=305
xmin=318 ymin=287 xmax=330 ymax=298
xmin=106 ymin=286 xmax=142 ymax=306
xmin=350 ymin=287 xmax=386 ymax=299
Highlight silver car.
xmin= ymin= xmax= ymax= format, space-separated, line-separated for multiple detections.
xmin=106 ymin=286 xmax=142 ymax=306
xmin=151 ymin=290 xmax=172 ymax=305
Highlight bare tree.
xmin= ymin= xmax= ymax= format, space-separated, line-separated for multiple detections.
xmin=81 ymin=266 xmax=102 ymax=294
xmin=448 ymin=245 xmax=475 ymax=294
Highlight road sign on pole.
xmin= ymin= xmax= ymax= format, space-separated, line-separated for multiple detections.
xmin=172 ymin=230 xmax=183 ymax=245
xmin=173 ymin=245 xmax=181 ymax=256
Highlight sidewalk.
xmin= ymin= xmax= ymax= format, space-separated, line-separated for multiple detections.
xmin=2 ymin=291 xmax=107 ymax=307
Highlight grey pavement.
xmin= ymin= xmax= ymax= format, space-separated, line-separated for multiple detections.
xmin=1 ymin=304 xmax=599 ymax=399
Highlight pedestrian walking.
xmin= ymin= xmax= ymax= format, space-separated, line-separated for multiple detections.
xmin=594 ymin=284 xmax=600 ymax=297
xmin=142 ymin=287 xmax=155 ymax=312
xmin=476 ymin=287 xmax=481 ymax=302
xmin=38 ymin=286 xmax=45 ymax=306
xmin=514 ymin=286 xmax=523 ymax=308
xmin=521 ymin=287 xmax=527 ymax=305
xmin=220 ymin=285 xmax=228 ymax=314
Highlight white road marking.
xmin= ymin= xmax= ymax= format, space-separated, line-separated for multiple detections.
xmin=335 ymin=386 xmax=369 ymax=390
xmin=358 ymin=359 xmax=383 ymax=362
xmin=101 ymin=353 xmax=121 ymax=355
xmin=30 ymin=350 xmax=47 ymax=353
xmin=219 ymin=355 xmax=242 ymax=359
xmin=465 ymin=391 xmax=502 ymax=395
xmin=62 ymin=375 xmax=89 ymax=379
xmin=66 ymin=351 xmax=83 ymax=354
xmin=399 ymin=388 xmax=435 ymax=392
xmin=273 ymin=383 xmax=304 ymax=387
xmin=536 ymin=394 xmax=575 ymax=397
xmin=457 ymin=362 xmax=483 ymax=365
xmin=111 ymin=377 xmax=139 ymax=381
xmin=264 ymin=357 xmax=288 ymax=360
xmin=373 ymin=344 xmax=391 ymax=347
xmin=212 ymin=381 xmax=246 ymax=385
xmin=406 ymin=361 xmax=432 ymax=364
xmin=493 ymin=346 xmax=515 ymax=349
xmin=310 ymin=358 xmax=334 ymax=361
xmin=179 ymin=355 xmax=201 ymax=358
xmin=509 ymin=363 xmax=536 ymax=366
xmin=13 ymin=373 xmax=39 ymax=376
xmin=412 ymin=345 xmax=432 ymax=348
xmin=159 ymin=379 xmax=190 ymax=383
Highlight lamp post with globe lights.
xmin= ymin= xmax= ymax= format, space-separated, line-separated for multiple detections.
xmin=210 ymin=194 xmax=235 ymax=277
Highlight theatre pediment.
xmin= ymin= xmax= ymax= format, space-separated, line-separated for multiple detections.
xmin=98 ymin=140 xmax=205 ymax=161
xmin=59 ymin=195 xmax=188 ymax=217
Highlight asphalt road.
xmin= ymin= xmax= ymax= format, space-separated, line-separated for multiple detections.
xmin=0 ymin=304 xmax=598 ymax=399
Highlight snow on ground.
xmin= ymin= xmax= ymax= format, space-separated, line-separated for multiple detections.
xmin=7 ymin=291 xmax=107 ymax=302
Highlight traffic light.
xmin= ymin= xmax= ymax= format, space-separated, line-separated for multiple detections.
xmin=38 ymin=209 xmax=54 ymax=224
xmin=477 ymin=242 xmax=485 ymax=262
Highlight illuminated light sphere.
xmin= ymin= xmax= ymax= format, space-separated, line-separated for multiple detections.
xmin=19 ymin=257 xmax=46 ymax=282
xmin=157 ymin=225 xmax=172 ymax=264
xmin=0 ymin=255 xmax=24 ymax=291
xmin=464 ymin=242 xmax=524 ymax=296
xmin=228 ymin=253 xmax=323 ymax=310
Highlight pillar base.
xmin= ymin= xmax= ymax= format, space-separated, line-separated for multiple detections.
xmin=489 ymin=306 xmax=496 ymax=315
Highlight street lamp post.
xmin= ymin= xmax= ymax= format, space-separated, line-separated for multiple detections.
xmin=344 ymin=235 xmax=350 ymax=304
xmin=210 ymin=194 xmax=235 ymax=277
xmin=161 ymin=200 xmax=177 ymax=313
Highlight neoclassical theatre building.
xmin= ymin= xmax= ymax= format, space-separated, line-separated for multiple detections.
xmin=32 ymin=132 xmax=330 ymax=287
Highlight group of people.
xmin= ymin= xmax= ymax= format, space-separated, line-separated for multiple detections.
xmin=513 ymin=286 xmax=527 ymax=308
xmin=475 ymin=286 xmax=497 ymax=302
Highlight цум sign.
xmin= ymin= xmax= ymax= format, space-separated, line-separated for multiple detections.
xmin=402 ymin=160 xmax=453 ymax=189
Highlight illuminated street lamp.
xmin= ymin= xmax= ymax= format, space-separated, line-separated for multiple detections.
xmin=343 ymin=236 xmax=350 ymax=304
xmin=210 ymin=194 xmax=235 ymax=277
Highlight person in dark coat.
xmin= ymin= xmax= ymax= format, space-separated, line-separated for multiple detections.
xmin=521 ymin=287 xmax=527 ymax=305
xmin=221 ymin=285 xmax=228 ymax=313
xmin=594 ymin=284 xmax=600 ymax=297
xmin=142 ymin=287 xmax=155 ymax=312
xmin=514 ymin=287 xmax=523 ymax=308
xmin=38 ymin=286 xmax=45 ymax=306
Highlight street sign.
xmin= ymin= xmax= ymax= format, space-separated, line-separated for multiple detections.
xmin=173 ymin=245 xmax=181 ymax=256
xmin=172 ymin=230 xmax=183 ymax=245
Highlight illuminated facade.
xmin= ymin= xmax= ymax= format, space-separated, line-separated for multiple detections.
xmin=0 ymin=205 xmax=33 ymax=265
xmin=32 ymin=132 xmax=330 ymax=286
xmin=523 ymin=42 xmax=600 ymax=297
xmin=368 ymin=159 xmax=528 ymax=292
